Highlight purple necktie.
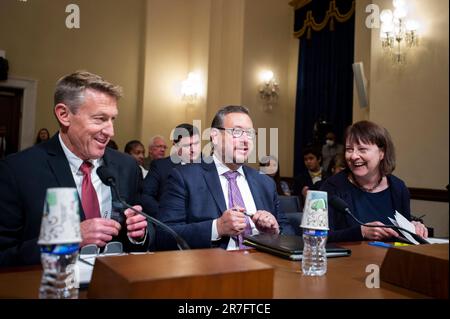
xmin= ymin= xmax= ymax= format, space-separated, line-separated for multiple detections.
xmin=223 ymin=170 xmax=252 ymax=249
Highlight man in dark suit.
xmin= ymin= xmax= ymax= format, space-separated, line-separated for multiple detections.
xmin=0 ymin=71 xmax=150 ymax=267
xmin=157 ymin=105 xmax=294 ymax=251
xmin=141 ymin=123 xmax=201 ymax=217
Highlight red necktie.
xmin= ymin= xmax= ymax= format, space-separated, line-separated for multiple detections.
xmin=79 ymin=161 xmax=101 ymax=219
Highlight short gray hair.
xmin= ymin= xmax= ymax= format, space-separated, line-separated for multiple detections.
xmin=149 ymin=135 xmax=166 ymax=147
xmin=54 ymin=70 xmax=122 ymax=113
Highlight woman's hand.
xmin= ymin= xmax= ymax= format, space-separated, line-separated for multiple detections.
xmin=361 ymin=221 xmax=399 ymax=240
xmin=412 ymin=221 xmax=428 ymax=238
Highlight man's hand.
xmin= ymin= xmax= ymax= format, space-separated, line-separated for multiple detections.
xmin=361 ymin=221 xmax=399 ymax=240
xmin=80 ymin=218 xmax=121 ymax=247
xmin=217 ymin=206 xmax=247 ymax=237
xmin=124 ymin=205 xmax=148 ymax=240
xmin=252 ymin=210 xmax=279 ymax=234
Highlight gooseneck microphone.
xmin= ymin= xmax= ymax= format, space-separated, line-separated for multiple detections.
xmin=97 ymin=166 xmax=190 ymax=250
xmin=329 ymin=196 xmax=429 ymax=244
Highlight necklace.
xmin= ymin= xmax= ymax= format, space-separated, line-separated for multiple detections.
xmin=349 ymin=173 xmax=383 ymax=192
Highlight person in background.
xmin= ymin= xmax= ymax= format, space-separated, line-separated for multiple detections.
xmin=327 ymin=153 xmax=346 ymax=176
xmin=293 ymin=146 xmax=328 ymax=208
xmin=156 ymin=105 xmax=293 ymax=251
xmin=124 ymin=140 xmax=148 ymax=178
xmin=141 ymin=123 xmax=201 ymax=217
xmin=321 ymin=131 xmax=344 ymax=173
xmin=106 ymin=139 xmax=119 ymax=150
xmin=0 ymin=71 xmax=150 ymax=267
xmin=34 ymin=128 xmax=50 ymax=145
xmin=143 ymin=135 xmax=167 ymax=170
xmin=320 ymin=120 xmax=428 ymax=242
xmin=259 ymin=155 xmax=291 ymax=196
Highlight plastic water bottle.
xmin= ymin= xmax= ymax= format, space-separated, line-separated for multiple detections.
xmin=39 ymin=243 xmax=80 ymax=299
xmin=302 ymin=229 xmax=328 ymax=276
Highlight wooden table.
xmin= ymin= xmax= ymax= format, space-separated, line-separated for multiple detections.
xmin=0 ymin=242 xmax=428 ymax=299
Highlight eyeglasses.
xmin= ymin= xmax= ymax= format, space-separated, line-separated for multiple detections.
xmin=78 ymin=241 xmax=124 ymax=266
xmin=216 ymin=127 xmax=257 ymax=139
xmin=153 ymin=145 xmax=167 ymax=150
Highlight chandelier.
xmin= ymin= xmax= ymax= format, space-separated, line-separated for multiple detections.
xmin=379 ymin=0 xmax=419 ymax=64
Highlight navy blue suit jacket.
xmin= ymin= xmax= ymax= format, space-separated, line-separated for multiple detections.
xmin=141 ymin=156 xmax=179 ymax=217
xmin=156 ymin=159 xmax=294 ymax=250
xmin=0 ymin=134 xmax=150 ymax=267
xmin=320 ymin=170 xmax=411 ymax=242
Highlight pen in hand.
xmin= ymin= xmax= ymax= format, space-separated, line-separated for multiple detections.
xmin=231 ymin=207 xmax=253 ymax=217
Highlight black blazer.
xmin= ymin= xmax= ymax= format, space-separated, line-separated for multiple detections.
xmin=141 ymin=156 xmax=179 ymax=217
xmin=156 ymin=159 xmax=294 ymax=251
xmin=320 ymin=170 xmax=411 ymax=242
xmin=0 ymin=134 xmax=150 ymax=267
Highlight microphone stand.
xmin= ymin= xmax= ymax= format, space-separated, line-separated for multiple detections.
xmin=342 ymin=207 xmax=429 ymax=245
xmin=108 ymin=179 xmax=190 ymax=250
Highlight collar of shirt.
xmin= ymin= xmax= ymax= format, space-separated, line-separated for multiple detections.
xmin=58 ymin=132 xmax=111 ymax=219
xmin=58 ymin=132 xmax=103 ymax=174
xmin=309 ymin=168 xmax=322 ymax=178
xmin=213 ymin=154 xmax=245 ymax=177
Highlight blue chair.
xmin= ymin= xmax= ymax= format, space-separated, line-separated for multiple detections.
xmin=279 ymin=195 xmax=301 ymax=213
xmin=279 ymin=196 xmax=303 ymax=236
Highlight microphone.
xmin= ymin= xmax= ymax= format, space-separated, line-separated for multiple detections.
xmin=329 ymin=196 xmax=429 ymax=244
xmin=97 ymin=166 xmax=190 ymax=250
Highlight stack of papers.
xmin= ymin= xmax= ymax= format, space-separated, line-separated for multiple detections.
xmin=388 ymin=211 xmax=449 ymax=245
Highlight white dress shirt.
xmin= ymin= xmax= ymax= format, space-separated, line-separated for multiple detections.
xmin=59 ymin=134 xmax=146 ymax=244
xmin=211 ymin=155 xmax=260 ymax=250
xmin=59 ymin=134 xmax=112 ymax=218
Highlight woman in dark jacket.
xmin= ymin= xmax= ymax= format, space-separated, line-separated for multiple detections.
xmin=320 ymin=121 xmax=428 ymax=242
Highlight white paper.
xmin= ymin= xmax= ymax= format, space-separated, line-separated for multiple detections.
xmin=391 ymin=211 xmax=421 ymax=245
xmin=426 ymin=238 xmax=449 ymax=244
xmin=391 ymin=211 xmax=443 ymax=245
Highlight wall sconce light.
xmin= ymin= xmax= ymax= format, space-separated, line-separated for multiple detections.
xmin=258 ymin=70 xmax=279 ymax=112
xmin=380 ymin=0 xmax=419 ymax=64
xmin=181 ymin=72 xmax=202 ymax=104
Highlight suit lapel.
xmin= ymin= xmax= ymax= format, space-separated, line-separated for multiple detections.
xmin=45 ymin=134 xmax=77 ymax=188
xmin=102 ymin=149 xmax=120 ymax=202
xmin=202 ymin=160 xmax=227 ymax=214
xmin=45 ymin=134 xmax=84 ymax=219
xmin=243 ymin=166 xmax=265 ymax=210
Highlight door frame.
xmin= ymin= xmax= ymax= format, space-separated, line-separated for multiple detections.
xmin=0 ymin=77 xmax=37 ymax=150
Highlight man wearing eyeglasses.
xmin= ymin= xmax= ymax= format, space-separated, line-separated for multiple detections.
xmin=156 ymin=105 xmax=293 ymax=251
xmin=141 ymin=123 xmax=201 ymax=217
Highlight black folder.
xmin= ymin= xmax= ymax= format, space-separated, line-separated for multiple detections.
xmin=243 ymin=233 xmax=352 ymax=261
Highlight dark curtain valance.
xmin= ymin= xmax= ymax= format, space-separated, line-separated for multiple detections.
xmin=291 ymin=0 xmax=355 ymax=39
xmin=290 ymin=0 xmax=355 ymax=177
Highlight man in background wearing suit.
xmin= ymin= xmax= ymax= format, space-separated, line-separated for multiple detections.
xmin=141 ymin=123 xmax=201 ymax=217
xmin=0 ymin=71 xmax=149 ymax=267
xmin=157 ymin=105 xmax=293 ymax=250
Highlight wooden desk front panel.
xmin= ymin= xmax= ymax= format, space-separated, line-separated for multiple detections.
xmin=0 ymin=242 xmax=429 ymax=299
